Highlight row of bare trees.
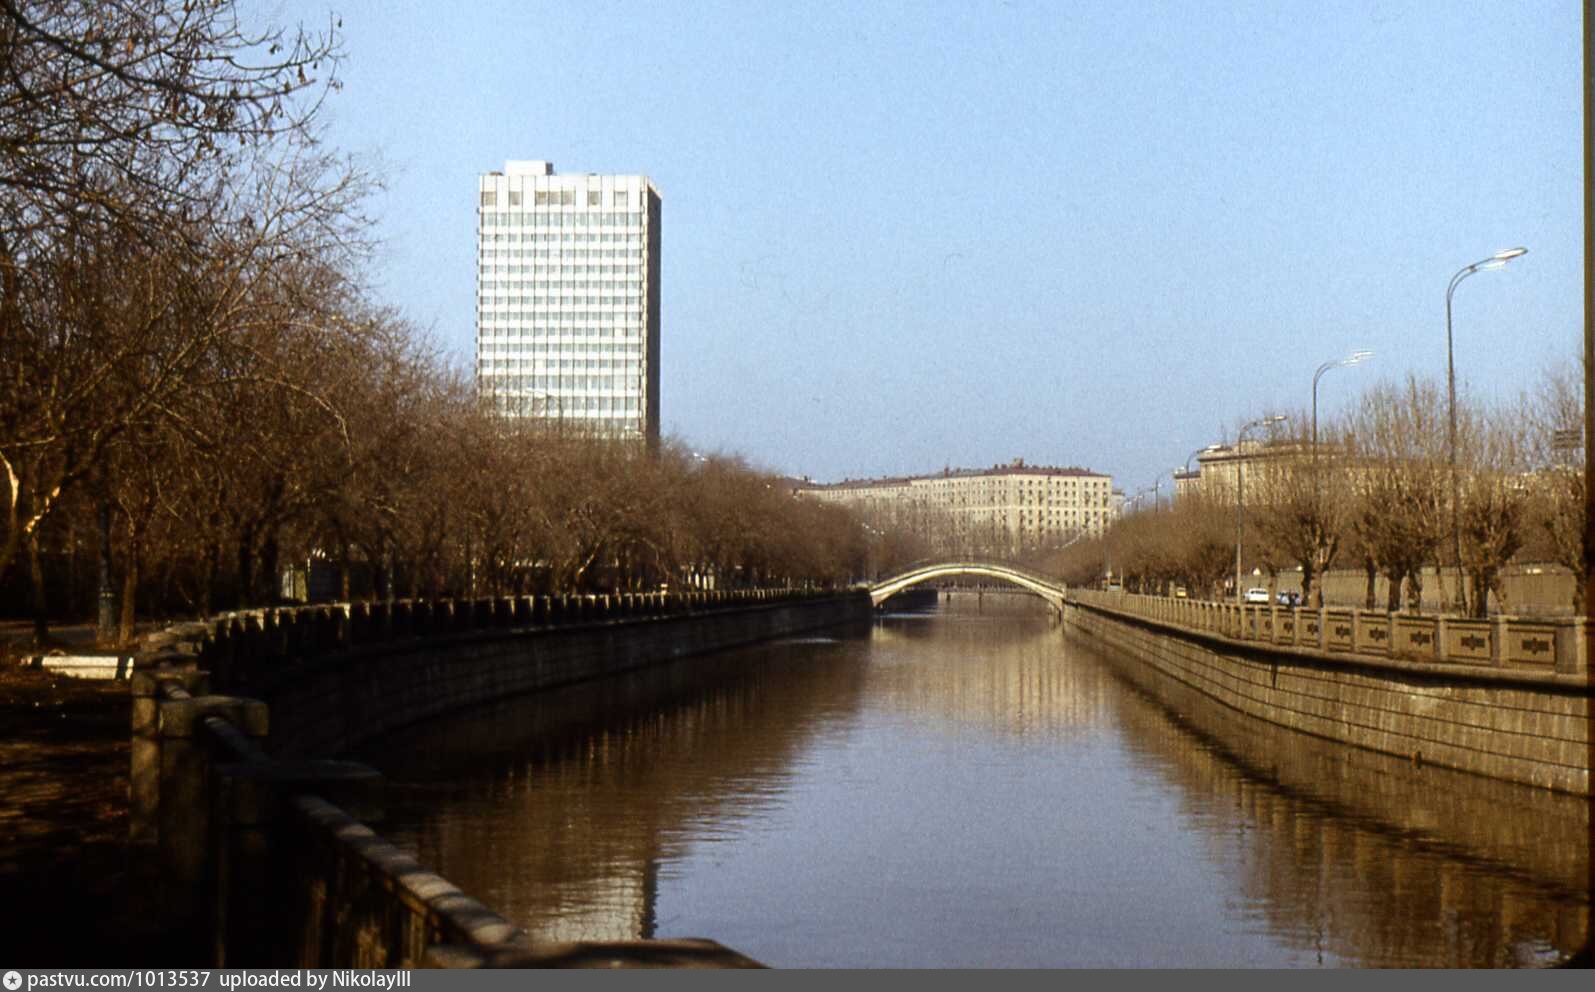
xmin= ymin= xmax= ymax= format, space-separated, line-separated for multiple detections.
xmin=1038 ymin=366 xmax=1584 ymax=617
xmin=0 ymin=2 xmax=870 ymax=646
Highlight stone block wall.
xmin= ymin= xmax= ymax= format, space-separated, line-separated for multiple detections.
xmin=1063 ymin=599 xmax=1590 ymax=796
xmin=252 ymin=594 xmax=870 ymax=758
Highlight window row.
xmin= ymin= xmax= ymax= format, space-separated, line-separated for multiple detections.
xmin=478 ymin=276 xmax=643 ymax=288
xmin=483 ymin=384 xmax=644 ymax=411
xmin=480 ymin=190 xmax=633 ymax=209
xmin=479 ymin=241 xmax=643 ymax=253
xmin=475 ymin=328 xmax=644 ymax=344
xmin=478 ymin=266 xmax=641 ymax=277
xmin=481 ymin=249 xmax=643 ymax=263
xmin=480 ymin=234 xmax=651 ymax=247
xmin=480 ymin=371 xmax=642 ymax=390
xmin=477 ymin=350 xmax=644 ymax=368
xmin=479 ymin=296 xmax=641 ymax=308
xmin=479 ymin=314 xmax=644 ymax=326
xmin=480 ymin=211 xmax=642 ymax=227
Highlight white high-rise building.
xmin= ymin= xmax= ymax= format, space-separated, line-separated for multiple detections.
xmin=476 ymin=160 xmax=660 ymax=443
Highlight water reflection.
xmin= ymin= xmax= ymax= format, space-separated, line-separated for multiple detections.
xmin=364 ymin=602 xmax=1589 ymax=966
xmin=368 ymin=636 xmax=873 ymax=945
xmin=1104 ymin=667 xmax=1589 ymax=966
xmin=868 ymin=606 xmax=1112 ymax=738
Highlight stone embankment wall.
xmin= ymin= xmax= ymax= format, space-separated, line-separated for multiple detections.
xmin=134 ymin=589 xmax=868 ymax=967
xmin=1063 ymin=591 xmax=1589 ymax=796
xmin=148 ymin=588 xmax=868 ymax=756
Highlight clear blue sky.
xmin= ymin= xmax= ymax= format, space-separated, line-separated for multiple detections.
xmin=270 ymin=0 xmax=1581 ymax=492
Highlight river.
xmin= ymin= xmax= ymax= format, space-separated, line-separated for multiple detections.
xmin=362 ymin=594 xmax=1590 ymax=967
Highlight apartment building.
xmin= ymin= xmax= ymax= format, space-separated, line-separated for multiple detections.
xmin=799 ymin=460 xmax=1116 ymax=556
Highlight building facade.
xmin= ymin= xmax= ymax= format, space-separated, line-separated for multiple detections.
xmin=1176 ymin=440 xmax=1310 ymax=505
xmin=799 ymin=460 xmax=1116 ymax=557
xmin=476 ymin=160 xmax=661 ymax=442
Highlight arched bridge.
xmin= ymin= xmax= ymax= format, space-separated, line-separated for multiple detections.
xmin=869 ymin=561 xmax=1067 ymax=610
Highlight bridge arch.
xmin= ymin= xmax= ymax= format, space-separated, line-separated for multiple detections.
xmin=869 ymin=561 xmax=1066 ymax=611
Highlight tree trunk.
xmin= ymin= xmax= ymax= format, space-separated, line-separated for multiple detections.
xmin=117 ymin=536 xmax=139 ymax=647
xmin=199 ymin=541 xmax=219 ymax=618
xmin=378 ymin=542 xmax=393 ymax=602
xmin=26 ymin=523 xmax=49 ymax=642
xmin=260 ymin=529 xmax=280 ymax=605
xmin=338 ymin=539 xmax=352 ymax=602
xmin=96 ymin=498 xmax=117 ymax=646
xmin=66 ymin=521 xmax=79 ymax=619
xmin=1385 ymin=570 xmax=1402 ymax=612
xmin=1362 ymin=557 xmax=1378 ymax=610
xmin=1472 ymin=568 xmax=1498 ymax=618
xmin=236 ymin=523 xmax=256 ymax=610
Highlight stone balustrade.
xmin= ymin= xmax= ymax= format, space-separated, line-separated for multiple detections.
xmin=1069 ymin=590 xmax=1588 ymax=679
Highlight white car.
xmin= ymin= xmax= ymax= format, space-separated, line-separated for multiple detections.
xmin=1243 ymin=587 xmax=1270 ymax=604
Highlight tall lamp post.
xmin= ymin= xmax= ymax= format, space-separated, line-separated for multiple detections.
xmin=1177 ymin=444 xmax=1221 ymax=504
xmin=1152 ymin=469 xmax=1181 ymax=510
xmin=1308 ymin=352 xmax=1371 ymax=609
xmin=1235 ymin=415 xmax=1287 ymax=603
xmin=1312 ymin=351 xmax=1373 ymax=454
xmin=1445 ymin=248 xmax=1527 ymax=615
xmin=1186 ymin=445 xmax=1221 ymax=475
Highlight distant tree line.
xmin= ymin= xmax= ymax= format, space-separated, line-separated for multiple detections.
xmin=0 ymin=2 xmax=869 ymax=646
xmin=1034 ymin=365 xmax=1585 ymax=618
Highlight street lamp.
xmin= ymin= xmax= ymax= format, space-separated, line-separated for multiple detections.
xmin=1235 ymin=414 xmax=1287 ymax=603
xmin=1185 ymin=444 xmax=1221 ymax=475
xmin=1127 ymin=484 xmax=1158 ymax=513
xmin=1312 ymin=350 xmax=1373 ymax=453
xmin=1153 ymin=468 xmax=1182 ymax=510
xmin=1177 ymin=444 xmax=1222 ymax=504
xmin=1311 ymin=351 xmax=1373 ymax=553
xmin=1445 ymin=248 xmax=1527 ymax=615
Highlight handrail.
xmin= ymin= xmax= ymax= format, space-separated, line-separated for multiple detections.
xmin=869 ymin=561 xmax=1066 ymax=607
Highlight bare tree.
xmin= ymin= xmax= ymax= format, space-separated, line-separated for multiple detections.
xmin=1342 ymin=377 xmax=1449 ymax=612
xmin=0 ymin=0 xmax=362 ymax=600
xmin=1524 ymin=354 xmax=1585 ymax=610
xmin=1454 ymin=403 xmax=1531 ymax=617
xmin=1252 ymin=418 xmax=1353 ymax=608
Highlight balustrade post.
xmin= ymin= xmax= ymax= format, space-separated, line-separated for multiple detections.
xmin=1489 ymin=615 xmax=1508 ymax=668
xmin=1553 ymin=618 xmax=1586 ymax=675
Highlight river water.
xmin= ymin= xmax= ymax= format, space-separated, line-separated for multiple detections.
xmin=363 ymin=595 xmax=1590 ymax=967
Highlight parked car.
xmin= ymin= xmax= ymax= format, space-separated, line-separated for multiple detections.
xmin=1243 ymin=587 xmax=1270 ymax=604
